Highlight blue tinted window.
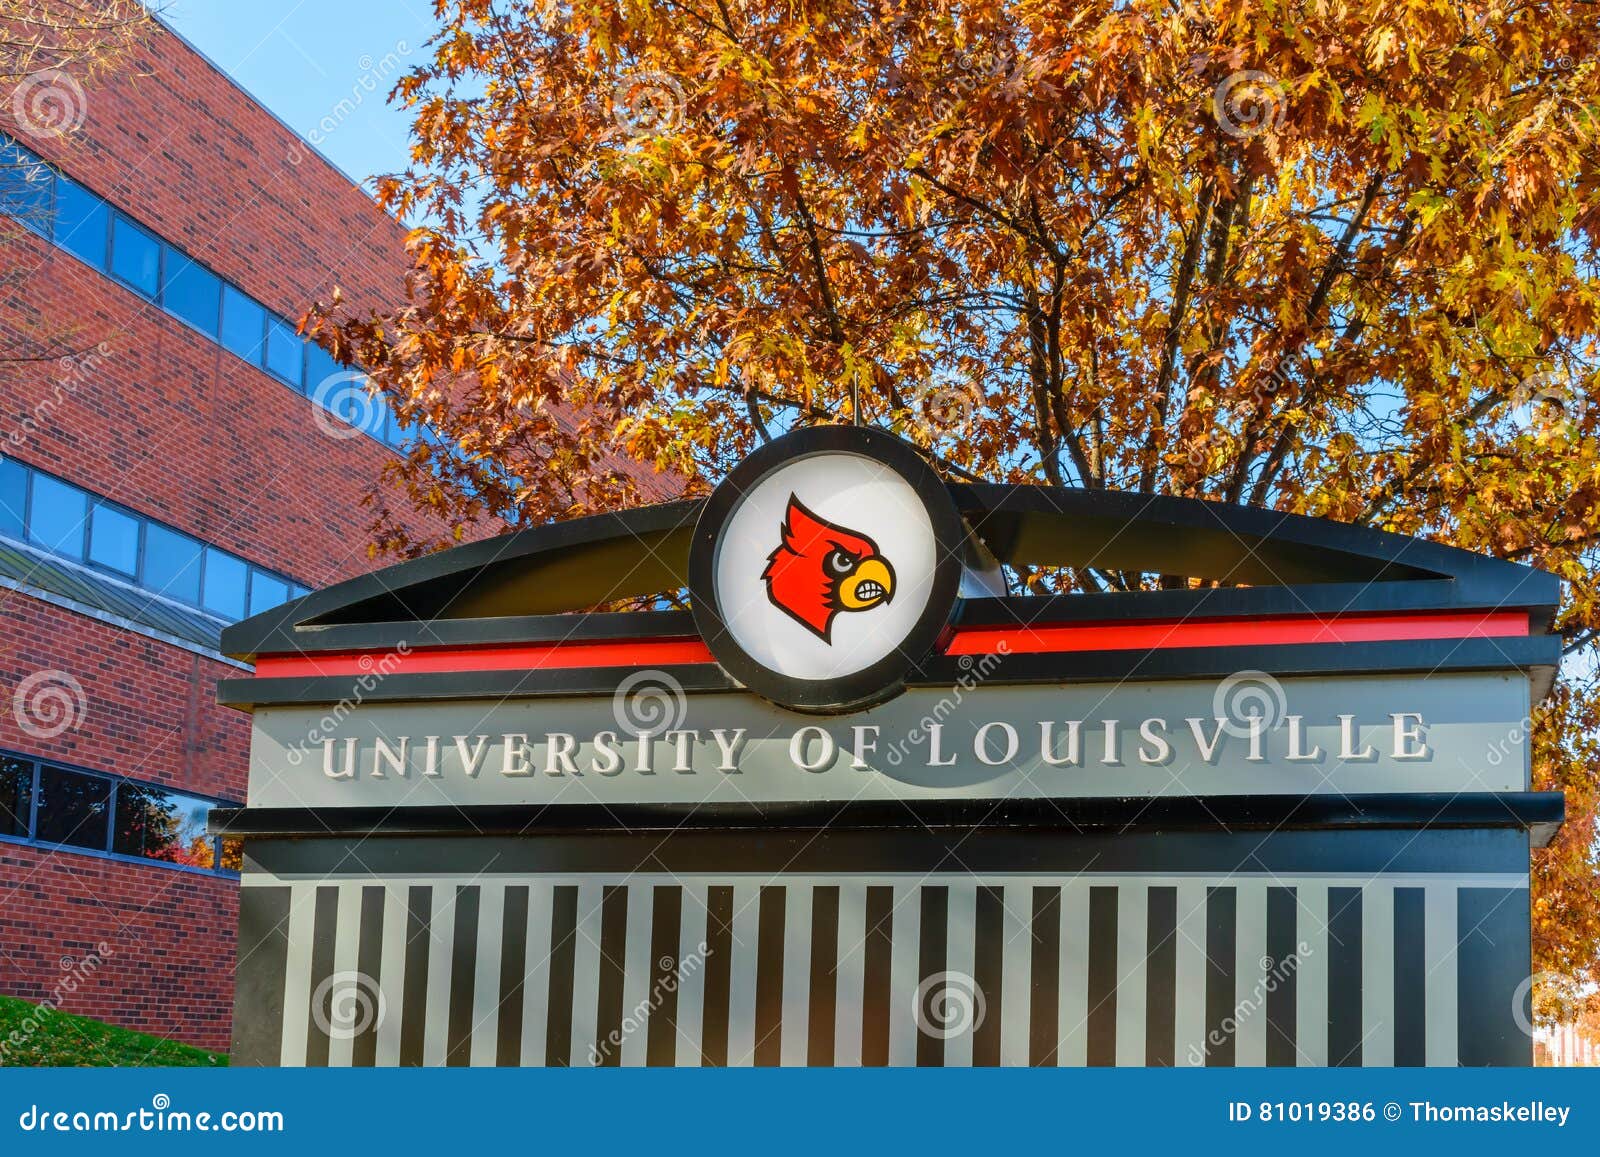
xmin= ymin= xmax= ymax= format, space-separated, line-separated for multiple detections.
xmin=143 ymin=523 xmax=203 ymax=603
xmin=201 ymin=547 xmax=247 ymax=619
xmin=385 ymin=409 xmax=406 ymax=448
xmin=321 ymin=374 xmax=378 ymax=434
xmin=219 ymin=285 xmax=265 ymax=364
xmin=51 ymin=175 xmax=107 ymax=268
xmin=247 ymin=571 xmax=289 ymax=615
xmin=87 ymin=503 xmax=139 ymax=575
xmin=0 ymin=141 xmax=52 ymax=232
xmin=109 ymin=214 xmax=160 ymax=297
xmin=26 ymin=473 xmax=86 ymax=559
xmin=0 ymin=457 xmax=26 ymax=539
xmin=161 ymin=251 xmax=220 ymax=335
xmin=112 ymin=783 xmax=213 ymax=866
xmin=303 ymin=344 xmax=343 ymax=402
xmin=264 ymin=317 xmax=304 ymax=387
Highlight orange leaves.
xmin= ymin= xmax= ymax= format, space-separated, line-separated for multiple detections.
xmin=313 ymin=0 xmax=1600 ymax=987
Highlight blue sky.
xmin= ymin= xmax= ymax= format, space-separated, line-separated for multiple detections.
xmin=159 ymin=0 xmax=435 ymax=190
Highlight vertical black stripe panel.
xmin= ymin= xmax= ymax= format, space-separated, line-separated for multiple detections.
xmin=230 ymin=885 xmax=290 ymax=1066
xmin=1392 ymin=887 xmax=1426 ymax=1066
xmin=861 ymin=886 xmax=894 ymax=1067
xmin=1203 ymin=886 xmax=1237 ymax=1067
xmin=399 ymin=886 xmax=432 ymax=1067
xmin=1327 ymin=887 xmax=1363 ymax=1066
xmin=593 ymin=885 xmax=629 ymax=1066
xmin=496 ymin=886 xmax=530 ymax=1067
xmin=303 ymin=886 xmax=340 ymax=1067
xmin=752 ymin=886 xmax=787 ymax=1066
xmin=1265 ymin=886 xmax=1298 ymax=1067
xmin=1457 ymin=888 xmax=1531 ymax=1066
xmin=972 ymin=886 xmax=1006 ymax=1067
xmin=1029 ymin=887 xmax=1062 ymax=1067
xmin=445 ymin=885 xmax=480 ymax=1067
xmin=807 ymin=886 xmax=840 ymax=1066
xmin=1144 ymin=886 xmax=1177 ymax=1067
xmin=544 ymin=885 xmax=579 ymax=1067
xmin=352 ymin=886 xmax=386 ymax=1067
xmin=1086 ymin=886 xmax=1118 ymax=1067
xmin=646 ymin=886 xmax=683 ymax=1067
xmin=700 ymin=886 xmax=735 ymax=1066
xmin=916 ymin=886 xmax=949 ymax=1067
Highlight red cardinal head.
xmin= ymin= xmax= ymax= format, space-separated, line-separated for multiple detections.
xmin=761 ymin=495 xmax=895 ymax=643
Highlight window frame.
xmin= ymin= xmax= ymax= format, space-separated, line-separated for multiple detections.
xmin=0 ymin=749 xmax=240 ymax=878
xmin=0 ymin=130 xmax=404 ymax=454
xmin=107 ymin=211 xmax=162 ymax=299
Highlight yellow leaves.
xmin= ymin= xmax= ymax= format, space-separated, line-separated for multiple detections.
xmin=1365 ymin=26 xmax=1400 ymax=70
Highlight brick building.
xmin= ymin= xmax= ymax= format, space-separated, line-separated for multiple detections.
xmin=0 ymin=17 xmax=443 ymax=1052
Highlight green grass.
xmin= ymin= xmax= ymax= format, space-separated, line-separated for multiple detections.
xmin=0 ymin=995 xmax=227 ymax=1067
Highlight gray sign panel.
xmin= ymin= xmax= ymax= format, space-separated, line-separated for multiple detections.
xmin=244 ymin=672 xmax=1530 ymax=809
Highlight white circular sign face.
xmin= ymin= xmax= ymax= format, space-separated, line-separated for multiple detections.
xmin=712 ymin=451 xmax=940 ymax=681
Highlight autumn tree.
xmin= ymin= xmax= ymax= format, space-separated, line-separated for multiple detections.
xmin=314 ymin=0 xmax=1600 ymax=1011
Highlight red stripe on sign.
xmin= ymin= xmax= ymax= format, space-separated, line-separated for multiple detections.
xmin=941 ymin=611 xmax=1530 ymax=657
xmin=252 ymin=637 xmax=716 ymax=679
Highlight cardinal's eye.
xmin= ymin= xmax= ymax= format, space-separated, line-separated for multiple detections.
xmin=825 ymin=548 xmax=856 ymax=577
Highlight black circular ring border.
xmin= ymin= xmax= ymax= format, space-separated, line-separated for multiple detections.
xmin=688 ymin=425 xmax=967 ymax=713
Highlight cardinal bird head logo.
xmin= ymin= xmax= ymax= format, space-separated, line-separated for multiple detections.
xmin=761 ymin=495 xmax=896 ymax=643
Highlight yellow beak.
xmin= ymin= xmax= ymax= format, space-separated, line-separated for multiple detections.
xmin=839 ymin=557 xmax=894 ymax=609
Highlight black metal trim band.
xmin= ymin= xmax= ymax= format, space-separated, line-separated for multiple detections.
xmin=211 ymin=790 xmax=1564 ymax=846
xmin=215 ymin=634 xmax=1560 ymax=709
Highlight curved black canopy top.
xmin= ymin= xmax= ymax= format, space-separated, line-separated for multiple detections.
xmin=222 ymin=481 xmax=1559 ymax=662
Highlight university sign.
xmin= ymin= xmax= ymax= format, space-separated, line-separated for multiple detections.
xmin=214 ymin=425 xmax=1563 ymax=1067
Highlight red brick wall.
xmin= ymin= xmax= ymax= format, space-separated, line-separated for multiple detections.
xmin=2 ymin=224 xmax=420 ymax=588
xmin=0 ymin=591 xmax=247 ymax=1051
xmin=0 ymin=15 xmax=444 ymax=1053
xmin=0 ymin=845 xmax=237 ymax=1053
xmin=0 ymin=20 xmax=408 ymax=324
